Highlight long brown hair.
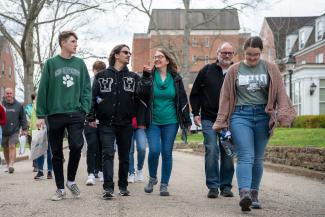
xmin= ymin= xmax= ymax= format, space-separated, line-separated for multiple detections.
xmin=155 ymin=48 xmax=178 ymax=73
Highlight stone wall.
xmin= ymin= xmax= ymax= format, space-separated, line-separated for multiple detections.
xmin=265 ymin=147 xmax=325 ymax=172
xmin=175 ymin=143 xmax=325 ymax=172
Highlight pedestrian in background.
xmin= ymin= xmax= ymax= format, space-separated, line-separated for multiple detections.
xmin=0 ymin=102 xmax=6 ymax=151
xmin=1 ymin=88 xmax=28 ymax=173
xmin=142 ymin=48 xmax=191 ymax=196
xmin=127 ymin=117 xmax=146 ymax=183
xmin=85 ymin=60 xmax=106 ymax=186
xmin=213 ymin=36 xmax=296 ymax=211
xmin=36 ymin=31 xmax=91 ymax=201
xmin=30 ymin=94 xmax=53 ymax=180
xmin=25 ymin=94 xmax=38 ymax=172
xmin=190 ymin=42 xmax=235 ymax=199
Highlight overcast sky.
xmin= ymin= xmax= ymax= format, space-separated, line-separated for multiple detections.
xmin=78 ymin=0 xmax=325 ymax=68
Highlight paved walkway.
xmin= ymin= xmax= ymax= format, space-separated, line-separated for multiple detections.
xmin=0 ymin=150 xmax=324 ymax=217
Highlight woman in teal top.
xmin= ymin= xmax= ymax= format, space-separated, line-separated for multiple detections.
xmin=141 ymin=48 xmax=191 ymax=196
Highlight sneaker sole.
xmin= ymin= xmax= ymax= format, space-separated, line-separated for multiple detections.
xmin=251 ymin=202 xmax=262 ymax=209
xmin=103 ymin=194 xmax=114 ymax=200
xmin=160 ymin=192 xmax=170 ymax=196
xmin=144 ymin=187 xmax=153 ymax=193
xmin=86 ymin=182 xmax=95 ymax=186
xmin=34 ymin=177 xmax=45 ymax=180
xmin=119 ymin=193 xmax=130 ymax=196
xmin=240 ymin=196 xmax=252 ymax=212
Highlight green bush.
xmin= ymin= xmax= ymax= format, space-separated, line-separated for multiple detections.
xmin=292 ymin=115 xmax=325 ymax=128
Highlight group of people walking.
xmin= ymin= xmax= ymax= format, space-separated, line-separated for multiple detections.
xmin=0 ymin=30 xmax=296 ymax=212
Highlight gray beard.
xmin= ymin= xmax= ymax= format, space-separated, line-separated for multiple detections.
xmin=218 ymin=58 xmax=232 ymax=65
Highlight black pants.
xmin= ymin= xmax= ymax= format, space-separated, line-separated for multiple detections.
xmin=98 ymin=124 xmax=133 ymax=191
xmin=85 ymin=124 xmax=102 ymax=174
xmin=47 ymin=112 xmax=85 ymax=189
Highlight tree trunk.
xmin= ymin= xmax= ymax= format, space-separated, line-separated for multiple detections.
xmin=23 ymin=27 xmax=35 ymax=104
xmin=181 ymin=0 xmax=191 ymax=94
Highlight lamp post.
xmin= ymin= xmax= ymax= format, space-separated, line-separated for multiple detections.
xmin=310 ymin=82 xmax=317 ymax=95
xmin=286 ymin=53 xmax=296 ymax=100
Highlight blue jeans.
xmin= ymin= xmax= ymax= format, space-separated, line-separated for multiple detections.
xmin=146 ymin=123 xmax=178 ymax=185
xmin=230 ymin=105 xmax=270 ymax=191
xmin=129 ymin=128 xmax=146 ymax=174
xmin=36 ymin=145 xmax=53 ymax=172
xmin=201 ymin=119 xmax=234 ymax=190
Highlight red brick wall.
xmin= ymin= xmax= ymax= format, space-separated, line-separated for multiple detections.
xmin=295 ymin=44 xmax=325 ymax=64
xmin=260 ymin=20 xmax=277 ymax=62
xmin=0 ymin=40 xmax=15 ymax=98
xmin=132 ymin=36 xmax=150 ymax=72
xmin=132 ymin=33 xmax=247 ymax=73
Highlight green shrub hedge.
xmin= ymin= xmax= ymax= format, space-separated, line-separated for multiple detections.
xmin=292 ymin=115 xmax=325 ymax=128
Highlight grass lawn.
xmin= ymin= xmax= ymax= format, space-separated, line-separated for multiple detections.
xmin=176 ymin=128 xmax=325 ymax=148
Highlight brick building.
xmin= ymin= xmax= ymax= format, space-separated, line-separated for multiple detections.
xmin=132 ymin=9 xmax=250 ymax=93
xmin=0 ymin=36 xmax=15 ymax=99
xmin=260 ymin=14 xmax=325 ymax=115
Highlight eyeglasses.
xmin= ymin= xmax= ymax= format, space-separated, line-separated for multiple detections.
xmin=220 ymin=51 xmax=234 ymax=56
xmin=245 ymin=52 xmax=260 ymax=57
xmin=153 ymin=55 xmax=165 ymax=60
xmin=120 ymin=50 xmax=132 ymax=56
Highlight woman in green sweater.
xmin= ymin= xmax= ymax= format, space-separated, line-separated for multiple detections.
xmin=142 ymin=48 xmax=191 ymax=196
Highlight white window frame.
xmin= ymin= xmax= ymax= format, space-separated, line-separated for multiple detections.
xmin=192 ymin=55 xmax=197 ymax=63
xmin=316 ymin=53 xmax=324 ymax=63
xmin=320 ymin=79 xmax=325 ymax=114
xmin=316 ymin=20 xmax=324 ymax=41
xmin=286 ymin=38 xmax=291 ymax=56
xmin=204 ymin=55 xmax=209 ymax=64
xmin=204 ymin=37 xmax=209 ymax=47
xmin=293 ymin=81 xmax=301 ymax=115
xmin=192 ymin=37 xmax=198 ymax=47
xmin=299 ymin=30 xmax=306 ymax=49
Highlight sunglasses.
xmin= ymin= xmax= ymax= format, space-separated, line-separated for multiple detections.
xmin=120 ymin=50 xmax=132 ymax=56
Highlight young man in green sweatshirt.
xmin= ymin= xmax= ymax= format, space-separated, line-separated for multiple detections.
xmin=36 ymin=31 xmax=91 ymax=201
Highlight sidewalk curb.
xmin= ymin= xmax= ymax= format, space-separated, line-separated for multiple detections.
xmin=175 ymin=148 xmax=325 ymax=182
xmin=0 ymin=142 xmax=69 ymax=165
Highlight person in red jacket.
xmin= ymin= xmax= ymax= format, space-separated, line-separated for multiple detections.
xmin=0 ymin=103 xmax=6 ymax=146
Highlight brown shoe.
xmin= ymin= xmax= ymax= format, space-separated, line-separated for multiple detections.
xmin=47 ymin=171 xmax=53 ymax=179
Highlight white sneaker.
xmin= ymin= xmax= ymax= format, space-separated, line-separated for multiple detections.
xmin=128 ymin=173 xmax=135 ymax=183
xmin=86 ymin=174 xmax=96 ymax=186
xmin=98 ymin=171 xmax=104 ymax=182
xmin=135 ymin=170 xmax=144 ymax=182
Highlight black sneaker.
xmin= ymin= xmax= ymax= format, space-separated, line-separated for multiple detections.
xmin=119 ymin=188 xmax=130 ymax=196
xmin=66 ymin=183 xmax=81 ymax=198
xmin=207 ymin=188 xmax=219 ymax=198
xmin=34 ymin=171 xmax=45 ymax=180
xmin=220 ymin=189 xmax=234 ymax=197
xmin=103 ymin=189 xmax=114 ymax=199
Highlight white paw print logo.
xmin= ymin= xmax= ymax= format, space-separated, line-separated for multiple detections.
xmin=63 ymin=74 xmax=74 ymax=87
